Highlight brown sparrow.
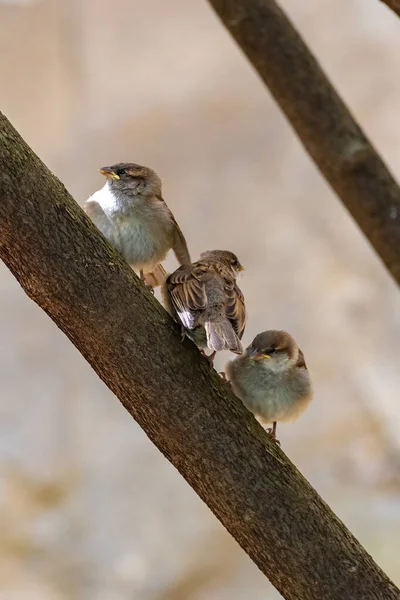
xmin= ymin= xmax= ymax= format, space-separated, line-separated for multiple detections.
xmin=225 ymin=330 xmax=312 ymax=442
xmin=84 ymin=163 xmax=190 ymax=287
xmin=162 ymin=250 xmax=246 ymax=362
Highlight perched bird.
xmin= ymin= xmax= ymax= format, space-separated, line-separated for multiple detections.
xmin=84 ymin=162 xmax=190 ymax=287
xmin=162 ymin=250 xmax=246 ymax=362
xmin=225 ymin=330 xmax=312 ymax=442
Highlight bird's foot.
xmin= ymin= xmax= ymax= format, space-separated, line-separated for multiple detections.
xmin=139 ymin=270 xmax=155 ymax=294
xmin=201 ymin=350 xmax=216 ymax=368
xmin=265 ymin=422 xmax=280 ymax=446
xmin=218 ymin=372 xmax=232 ymax=387
xmin=265 ymin=431 xmax=281 ymax=446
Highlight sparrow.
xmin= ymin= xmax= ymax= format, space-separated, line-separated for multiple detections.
xmin=84 ymin=162 xmax=190 ymax=287
xmin=225 ymin=330 xmax=312 ymax=442
xmin=162 ymin=250 xmax=246 ymax=362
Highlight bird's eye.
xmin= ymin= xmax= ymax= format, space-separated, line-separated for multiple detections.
xmin=118 ymin=169 xmax=126 ymax=176
xmin=266 ymin=348 xmax=276 ymax=354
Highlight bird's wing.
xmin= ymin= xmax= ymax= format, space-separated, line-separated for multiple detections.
xmin=224 ymin=280 xmax=246 ymax=340
xmin=155 ymin=194 xmax=191 ymax=265
xmin=296 ymin=348 xmax=308 ymax=370
xmin=172 ymin=221 xmax=191 ymax=265
xmin=167 ymin=263 xmax=208 ymax=330
xmin=84 ymin=200 xmax=112 ymax=233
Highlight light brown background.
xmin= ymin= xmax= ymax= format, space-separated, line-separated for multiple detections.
xmin=1 ymin=0 xmax=400 ymax=598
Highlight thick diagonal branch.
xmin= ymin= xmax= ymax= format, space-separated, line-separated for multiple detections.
xmin=0 ymin=112 xmax=398 ymax=600
xmin=208 ymin=0 xmax=400 ymax=287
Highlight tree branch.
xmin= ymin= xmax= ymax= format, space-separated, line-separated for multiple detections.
xmin=0 ymin=113 xmax=399 ymax=599
xmin=380 ymin=0 xmax=400 ymax=18
xmin=207 ymin=0 xmax=400 ymax=287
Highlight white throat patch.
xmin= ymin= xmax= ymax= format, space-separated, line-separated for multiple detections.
xmin=88 ymin=181 xmax=119 ymax=213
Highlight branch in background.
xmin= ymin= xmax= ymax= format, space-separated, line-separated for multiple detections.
xmin=1 ymin=113 xmax=399 ymax=599
xmin=380 ymin=0 xmax=400 ymax=18
xmin=207 ymin=0 xmax=400 ymax=287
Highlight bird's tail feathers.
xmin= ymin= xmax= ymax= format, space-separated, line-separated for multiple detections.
xmin=205 ymin=318 xmax=243 ymax=354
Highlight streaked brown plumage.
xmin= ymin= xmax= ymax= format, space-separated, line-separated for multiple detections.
xmin=84 ymin=162 xmax=190 ymax=287
xmin=162 ymin=250 xmax=246 ymax=359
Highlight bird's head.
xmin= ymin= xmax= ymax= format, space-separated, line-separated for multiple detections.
xmin=245 ymin=330 xmax=299 ymax=372
xmin=99 ymin=162 xmax=161 ymax=196
xmin=200 ymin=250 xmax=244 ymax=279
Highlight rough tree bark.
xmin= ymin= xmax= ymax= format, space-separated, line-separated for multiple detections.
xmin=380 ymin=0 xmax=400 ymax=18
xmin=1 ymin=114 xmax=399 ymax=599
xmin=207 ymin=0 xmax=400 ymax=288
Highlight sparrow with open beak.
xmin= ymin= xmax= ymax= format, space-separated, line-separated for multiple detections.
xmin=225 ymin=330 xmax=312 ymax=442
xmin=84 ymin=163 xmax=190 ymax=287
xmin=162 ymin=250 xmax=246 ymax=363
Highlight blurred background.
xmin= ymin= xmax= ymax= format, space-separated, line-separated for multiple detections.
xmin=1 ymin=0 xmax=400 ymax=598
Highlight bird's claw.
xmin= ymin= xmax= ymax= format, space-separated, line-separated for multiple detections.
xmin=265 ymin=427 xmax=281 ymax=446
xmin=201 ymin=350 xmax=216 ymax=369
xmin=139 ymin=270 xmax=155 ymax=294
xmin=218 ymin=372 xmax=232 ymax=387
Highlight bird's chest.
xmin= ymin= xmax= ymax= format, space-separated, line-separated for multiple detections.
xmin=235 ymin=364 xmax=295 ymax=422
xmin=111 ymin=206 xmax=171 ymax=267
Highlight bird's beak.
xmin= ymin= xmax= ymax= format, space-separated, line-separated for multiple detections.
xmin=99 ymin=167 xmax=120 ymax=180
xmin=247 ymin=348 xmax=268 ymax=360
xmin=238 ymin=265 xmax=245 ymax=272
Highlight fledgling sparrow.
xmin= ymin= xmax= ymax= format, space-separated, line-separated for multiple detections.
xmin=84 ymin=163 xmax=190 ymax=287
xmin=225 ymin=330 xmax=312 ymax=442
xmin=162 ymin=250 xmax=246 ymax=362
